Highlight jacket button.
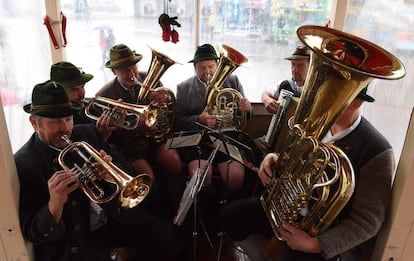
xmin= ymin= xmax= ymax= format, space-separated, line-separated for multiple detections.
xmin=71 ymin=200 xmax=78 ymax=207
xmin=74 ymin=224 xmax=81 ymax=232
xmin=71 ymin=246 xmax=79 ymax=253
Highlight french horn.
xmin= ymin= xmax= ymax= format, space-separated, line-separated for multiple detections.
xmin=260 ymin=25 xmax=405 ymax=240
xmin=206 ymin=44 xmax=249 ymax=130
xmin=58 ymin=135 xmax=152 ymax=208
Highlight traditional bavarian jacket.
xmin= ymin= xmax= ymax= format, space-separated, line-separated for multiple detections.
xmin=318 ymin=117 xmax=394 ymax=260
xmin=174 ymin=74 xmax=245 ymax=131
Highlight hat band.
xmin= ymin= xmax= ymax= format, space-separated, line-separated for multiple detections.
xmin=110 ymin=55 xmax=136 ymax=66
xmin=30 ymin=102 xmax=72 ymax=111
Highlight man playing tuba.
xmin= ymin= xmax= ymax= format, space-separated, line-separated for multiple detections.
xmin=219 ymin=86 xmax=395 ymax=261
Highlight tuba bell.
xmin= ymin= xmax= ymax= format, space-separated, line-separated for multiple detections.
xmin=58 ymin=135 xmax=153 ymax=208
xmin=85 ymin=96 xmax=159 ymax=131
xmin=260 ymin=25 xmax=405 ymax=240
xmin=137 ymin=47 xmax=178 ymax=141
xmin=206 ymin=44 xmax=249 ymax=130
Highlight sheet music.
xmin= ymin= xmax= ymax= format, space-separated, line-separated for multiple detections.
xmin=173 ymin=145 xmax=220 ymax=226
xmin=165 ymin=132 xmax=204 ymax=149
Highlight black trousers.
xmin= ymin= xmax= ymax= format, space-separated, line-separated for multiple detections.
xmin=90 ymin=213 xmax=173 ymax=261
xmin=219 ymin=196 xmax=338 ymax=261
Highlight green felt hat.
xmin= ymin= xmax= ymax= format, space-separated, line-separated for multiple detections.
xmin=23 ymin=80 xmax=81 ymax=118
xmin=105 ymin=44 xmax=143 ymax=69
xmin=189 ymin=44 xmax=219 ymax=63
xmin=50 ymin=61 xmax=93 ymax=88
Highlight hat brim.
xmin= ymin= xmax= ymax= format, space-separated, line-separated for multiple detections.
xmin=189 ymin=54 xmax=220 ymax=63
xmin=284 ymin=55 xmax=310 ymax=60
xmin=105 ymin=55 xmax=143 ymax=69
xmin=23 ymin=103 xmax=82 ymax=118
xmin=60 ymin=74 xmax=94 ymax=88
xmin=356 ymin=94 xmax=375 ymax=103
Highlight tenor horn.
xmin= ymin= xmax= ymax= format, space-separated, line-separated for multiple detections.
xmin=58 ymin=135 xmax=152 ymax=208
xmin=206 ymin=44 xmax=249 ymax=130
xmin=85 ymin=96 xmax=158 ymax=131
xmin=137 ymin=47 xmax=177 ymax=141
xmin=260 ymin=25 xmax=405 ymax=240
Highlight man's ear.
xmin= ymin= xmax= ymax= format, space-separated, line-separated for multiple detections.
xmin=351 ymin=98 xmax=364 ymax=109
xmin=29 ymin=115 xmax=38 ymax=130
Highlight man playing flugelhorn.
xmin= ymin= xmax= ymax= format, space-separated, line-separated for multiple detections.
xmin=15 ymin=80 xmax=172 ymax=261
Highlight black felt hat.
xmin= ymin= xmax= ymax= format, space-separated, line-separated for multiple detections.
xmin=285 ymin=45 xmax=311 ymax=60
xmin=189 ymin=44 xmax=219 ymax=63
xmin=105 ymin=44 xmax=143 ymax=69
xmin=23 ymin=80 xmax=81 ymax=118
xmin=356 ymin=86 xmax=375 ymax=102
xmin=50 ymin=61 xmax=93 ymax=88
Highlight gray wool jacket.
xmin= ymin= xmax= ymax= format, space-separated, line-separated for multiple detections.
xmin=318 ymin=117 xmax=394 ymax=260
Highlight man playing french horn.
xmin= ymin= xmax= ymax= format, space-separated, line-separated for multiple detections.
xmin=175 ymin=43 xmax=252 ymax=196
xmin=15 ymin=80 xmax=172 ymax=261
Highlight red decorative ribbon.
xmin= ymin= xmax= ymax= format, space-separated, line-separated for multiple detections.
xmin=43 ymin=12 xmax=67 ymax=49
xmin=43 ymin=15 xmax=59 ymax=49
xmin=61 ymin=12 xmax=67 ymax=47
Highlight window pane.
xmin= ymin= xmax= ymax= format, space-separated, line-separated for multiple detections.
xmin=198 ymin=0 xmax=333 ymax=102
xmin=0 ymin=1 xmax=50 ymax=152
xmin=344 ymin=0 xmax=414 ymax=162
xmin=62 ymin=0 xmax=196 ymax=98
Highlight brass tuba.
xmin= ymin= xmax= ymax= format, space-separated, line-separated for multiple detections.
xmin=85 ymin=96 xmax=159 ymax=131
xmin=137 ymin=47 xmax=178 ymax=141
xmin=58 ymin=135 xmax=153 ymax=208
xmin=260 ymin=25 xmax=405 ymax=240
xmin=206 ymin=44 xmax=249 ymax=130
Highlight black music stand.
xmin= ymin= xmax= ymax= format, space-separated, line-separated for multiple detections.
xmin=173 ymin=145 xmax=221 ymax=261
xmin=165 ymin=130 xmax=206 ymax=150
xmin=196 ymin=122 xmax=260 ymax=173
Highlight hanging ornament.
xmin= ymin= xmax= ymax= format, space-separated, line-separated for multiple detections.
xmin=158 ymin=0 xmax=181 ymax=43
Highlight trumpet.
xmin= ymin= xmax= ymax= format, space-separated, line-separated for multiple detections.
xmin=85 ymin=96 xmax=158 ymax=131
xmin=58 ymin=135 xmax=152 ymax=208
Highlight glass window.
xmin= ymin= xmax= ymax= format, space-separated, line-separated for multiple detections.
xmin=0 ymin=1 xmax=50 ymax=152
xmin=197 ymin=0 xmax=333 ymax=102
xmin=62 ymin=0 xmax=196 ymax=99
xmin=344 ymin=0 xmax=414 ymax=163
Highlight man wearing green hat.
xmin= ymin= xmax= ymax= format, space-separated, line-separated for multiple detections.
xmin=96 ymin=43 xmax=183 ymax=217
xmin=174 ymin=43 xmax=252 ymax=196
xmin=50 ymin=61 xmax=94 ymax=125
xmin=14 ymin=80 xmax=172 ymax=261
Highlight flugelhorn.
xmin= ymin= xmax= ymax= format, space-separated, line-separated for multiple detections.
xmin=58 ymin=135 xmax=152 ymax=208
xmin=260 ymin=25 xmax=405 ymax=240
xmin=85 ymin=96 xmax=158 ymax=131
xmin=206 ymin=44 xmax=249 ymax=130
xmin=137 ymin=47 xmax=178 ymax=141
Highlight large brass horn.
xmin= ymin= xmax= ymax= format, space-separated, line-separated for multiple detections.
xmin=206 ymin=44 xmax=249 ymax=130
xmin=85 ymin=96 xmax=158 ymax=131
xmin=260 ymin=25 xmax=405 ymax=240
xmin=58 ymin=135 xmax=152 ymax=208
xmin=137 ymin=47 xmax=177 ymax=141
